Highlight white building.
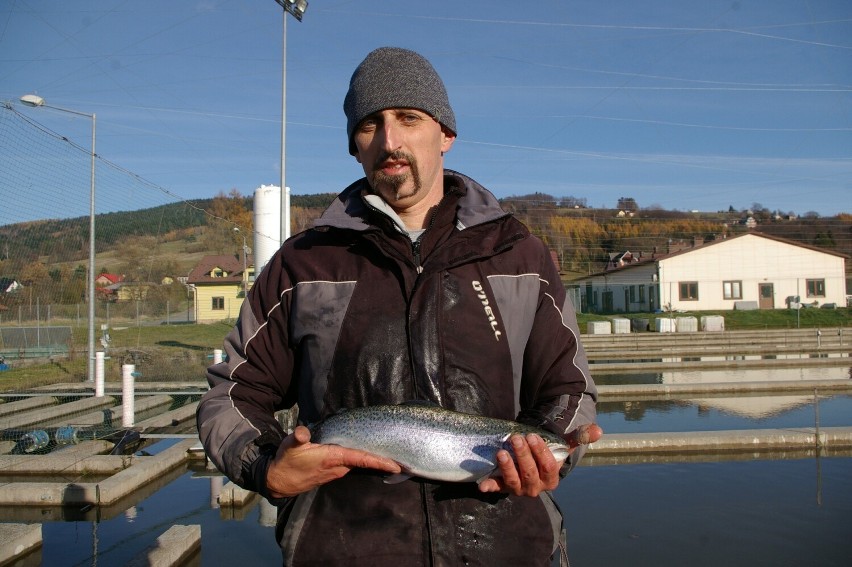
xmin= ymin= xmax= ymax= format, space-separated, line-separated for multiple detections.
xmin=573 ymin=233 xmax=848 ymax=313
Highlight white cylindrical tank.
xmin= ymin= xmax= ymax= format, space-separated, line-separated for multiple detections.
xmin=254 ymin=184 xmax=282 ymax=273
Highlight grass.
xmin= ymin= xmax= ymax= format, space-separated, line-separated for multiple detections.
xmin=0 ymin=321 xmax=234 ymax=392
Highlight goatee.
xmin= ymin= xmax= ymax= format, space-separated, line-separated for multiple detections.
xmin=371 ymin=150 xmax=421 ymax=201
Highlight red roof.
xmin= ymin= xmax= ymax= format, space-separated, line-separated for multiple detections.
xmin=96 ymin=273 xmax=124 ymax=284
xmin=187 ymin=254 xmax=253 ymax=285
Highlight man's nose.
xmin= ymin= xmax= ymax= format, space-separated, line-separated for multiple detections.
xmin=378 ymin=121 xmax=402 ymax=152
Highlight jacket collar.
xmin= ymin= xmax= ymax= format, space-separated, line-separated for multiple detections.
xmin=313 ymin=170 xmax=509 ymax=233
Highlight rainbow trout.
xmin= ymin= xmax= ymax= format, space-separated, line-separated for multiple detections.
xmin=310 ymin=403 xmax=570 ymax=483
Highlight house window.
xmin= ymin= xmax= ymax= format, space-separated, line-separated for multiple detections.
xmin=629 ymin=285 xmax=636 ymax=302
xmin=723 ymin=281 xmax=742 ymax=300
xmin=679 ymin=282 xmax=699 ymax=301
xmin=639 ymin=285 xmax=645 ymax=303
xmin=806 ymin=279 xmax=825 ymax=298
xmin=212 ymin=297 xmax=225 ymax=310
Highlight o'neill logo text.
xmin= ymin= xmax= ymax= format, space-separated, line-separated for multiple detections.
xmin=472 ymin=280 xmax=502 ymax=341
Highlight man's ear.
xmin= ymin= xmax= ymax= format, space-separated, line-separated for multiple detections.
xmin=441 ymin=129 xmax=456 ymax=154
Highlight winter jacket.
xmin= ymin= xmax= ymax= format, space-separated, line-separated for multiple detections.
xmin=197 ymin=170 xmax=597 ymax=566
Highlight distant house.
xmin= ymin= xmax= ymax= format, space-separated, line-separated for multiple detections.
xmin=187 ymin=254 xmax=255 ymax=323
xmin=95 ymin=273 xmax=125 ymax=301
xmin=572 ymin=232 xmax=848 ymax=313
xmin=102 ymin=282 xmax=157 ymax=302
xmin=740 ymin=216 xmax=758 ymax=229
xmin=0 ymin=278 xmax=20 ymax=294
xmin=95 ymin=273 xmax=124 ymax=287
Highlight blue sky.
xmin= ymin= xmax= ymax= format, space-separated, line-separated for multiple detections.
xmin=2 ymin=0 xmax=851 ymax=221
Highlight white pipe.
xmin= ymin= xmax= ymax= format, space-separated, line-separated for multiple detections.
xmin=95 ymin=351 xmax=105 ymax=397
xmin=122 ymin=364 xmax=135 ymax=427
xmin=213 ymin=349 xmax=223 ymax=364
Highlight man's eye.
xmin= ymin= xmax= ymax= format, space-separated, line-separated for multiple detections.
xmin=358 ymin=120 xmax=377 ymax=132
xmin=401 ymin=114 xmax=422 ymax=126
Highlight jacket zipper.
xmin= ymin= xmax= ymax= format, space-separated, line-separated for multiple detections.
xmin=412 ymin=238 xmax=423 ymax=274
xmin=410 ymin=194 xmax=448 ymax=276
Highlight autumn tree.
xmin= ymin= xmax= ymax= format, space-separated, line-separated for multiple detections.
xmin=548 ymin=216 xmax=607 ymax=273
xmin=203 ymin=189 xmax=254 ymax=255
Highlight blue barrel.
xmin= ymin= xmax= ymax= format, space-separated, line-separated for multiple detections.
xmin=20 ymin=430 xmax=50 ymax=453
xmin=54 ymin=426 xmax=80 ymax=445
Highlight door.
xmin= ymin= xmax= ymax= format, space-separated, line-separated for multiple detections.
xmin=759 ymin=283 xmax=774 ymax=309
xmin=602 ymin=291 xmax=613 ymax=313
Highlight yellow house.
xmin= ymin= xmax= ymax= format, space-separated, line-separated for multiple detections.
xmin=187 ymin=254 xmax=254 ymax=323
xmin=114 ymin=282 xmax=156 ymax=301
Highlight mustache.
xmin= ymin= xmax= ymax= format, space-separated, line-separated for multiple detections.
xmin=373 ymin=150 xmax=415 ymax=170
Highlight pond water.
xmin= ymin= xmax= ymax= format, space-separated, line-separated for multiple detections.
xmin=597 ymin=365 xmax=852 ymax=433
xmin=27 ymin=365 xmax=852 ymax=566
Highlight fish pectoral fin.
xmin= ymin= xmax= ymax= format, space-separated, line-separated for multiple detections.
xmin=383 ymin=472 xmax=413 ymax=484
xmin=475 ymin=469 xmax=500 ymax=485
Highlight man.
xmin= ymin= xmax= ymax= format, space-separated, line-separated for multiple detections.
xmin=197 ymin=47 xmax=600 ymax=566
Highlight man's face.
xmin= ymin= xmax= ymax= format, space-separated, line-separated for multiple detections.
xmin=352 ymin=108 xmax=455 ymax=211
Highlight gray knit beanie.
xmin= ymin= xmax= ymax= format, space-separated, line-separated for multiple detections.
xmin=344 ymin=47 xmax=457 ymax=155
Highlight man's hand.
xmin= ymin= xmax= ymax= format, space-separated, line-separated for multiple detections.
xmin=265 ymin=425 xmax=402 ymax=499
xmin=478 ymin=423 xmax=603 ymax=497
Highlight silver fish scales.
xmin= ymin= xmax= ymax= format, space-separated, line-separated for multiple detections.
xmin=310 ymin=403 xmax=569 ymax=484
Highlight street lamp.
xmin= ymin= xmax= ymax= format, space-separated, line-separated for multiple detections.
xmin=20 ymin=94 xmax=97 ymax=383
xmin=233 ymin=227 xmax=248 ymax=298
xmin=273 ymin=0 xmax=308 ymax=245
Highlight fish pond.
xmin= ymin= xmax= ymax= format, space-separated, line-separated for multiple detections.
xmin=20 ymin=366 xmax=852 ymax=565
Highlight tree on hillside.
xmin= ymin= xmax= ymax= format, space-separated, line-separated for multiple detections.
xmin=548 ymin=216 xmax=607 ymax=273
xmin=203 ymin=189 xmax=253 ymax=255
xmin=813 ymin=231 xmax=836 ymax=248
xmin=557 ymin=196 xmax=587 ymax=209
xmin=17 ymin=261 xmax=51 ymax=306
xmin=617 ymin=197 xmax=638 ymax=211
xmin=115 ymin=236 xmax=157 ymax=282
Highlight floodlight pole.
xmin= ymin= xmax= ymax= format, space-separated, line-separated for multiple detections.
xmin=234 ymin=227 xmax=248 ymax=298
xmin=274 ymin=0 xmax=307 ymax=246
xmin=281 ymin=11 xmax=289 ymax=246
xmin=20 ymin=94 xmax=97 ymax=383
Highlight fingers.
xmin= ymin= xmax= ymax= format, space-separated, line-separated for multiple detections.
xmin=329 ymin=445 xmax=402 ymax=474
xmin=527 ymin=434 xmax=561 ymax=489
xmin=478 ymin=434 xmax=557 ymax=497
xmin=267 ymin=432 xmax=402 ymax=498
xmin=280 ymin=425 xmax=310 ymax=450
xmin=512 ymin=435 xmax=542 ymax=495
xmin=292 ymin=425 xmax=312 ymax=445
xmin=477 ymin=454 xmax=509 ymax=493
xmin=587 ymin=424 xmax=603 ymax=444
